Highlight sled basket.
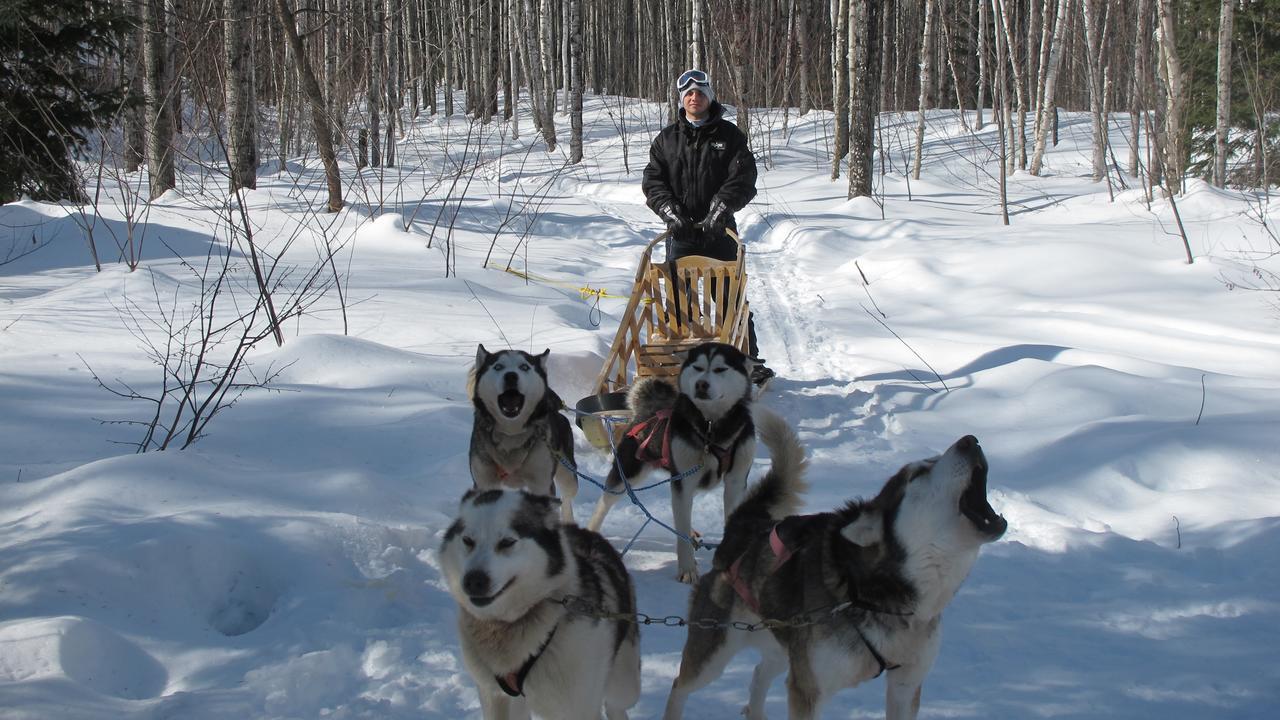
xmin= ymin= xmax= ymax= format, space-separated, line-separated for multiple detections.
xmin=577 ymin=230 xmax=750 ymax=449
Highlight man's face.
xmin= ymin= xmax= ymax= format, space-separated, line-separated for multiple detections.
xmin=683 ymin=88 xmax=710 ymax=119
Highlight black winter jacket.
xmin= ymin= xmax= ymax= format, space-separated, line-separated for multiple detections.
xmin=642 ymin=102 xmax=757 ymax=253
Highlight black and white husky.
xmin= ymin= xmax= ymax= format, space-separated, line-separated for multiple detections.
xmin=662 ymin=411 xmax=1008 ymax=720
xmin=470 ymin=344 xmax=578 ymax=524
xmin=439 ymin=489 xmax=642 ymax=720
xmin=586 ymin=342 xmax=757 ymax=584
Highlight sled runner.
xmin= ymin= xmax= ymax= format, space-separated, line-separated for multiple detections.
xmin=576 ymin=229 xmax=751 ymax=449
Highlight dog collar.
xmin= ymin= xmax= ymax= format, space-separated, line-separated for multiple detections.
xmin=495 ymin=623 xmax=559 ymax=697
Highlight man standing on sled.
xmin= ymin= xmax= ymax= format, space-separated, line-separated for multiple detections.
xmin=642 ymin=68 xmax=774 ymax=386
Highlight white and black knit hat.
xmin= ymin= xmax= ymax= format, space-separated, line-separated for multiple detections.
xmin=677 ymin=69 xmax=715 ymax=104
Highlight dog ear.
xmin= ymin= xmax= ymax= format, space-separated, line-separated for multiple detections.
xmin=533 ymin=495 xmax=563 ymax=529
xmin=839 ymin=510 xmax=883 ymax=547
xmin=534 ymin=349 xmax=551 ymax=370
xmin=475 ymin=343 xmax=489 ymax=366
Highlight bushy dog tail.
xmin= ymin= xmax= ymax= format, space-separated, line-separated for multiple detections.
xmin=627 ymin=377 xmax=678 ymax=420
xmin=741 ymin=407 xmax=809 ymax=521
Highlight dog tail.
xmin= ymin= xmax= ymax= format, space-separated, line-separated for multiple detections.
xmin=627 ymin=377 xmax=678 ymax=420
xmin=742 ymin=406 xmax=809 ymax=520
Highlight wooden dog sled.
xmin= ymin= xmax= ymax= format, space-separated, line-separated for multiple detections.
xmin=575 ymin=229 xmax=751 ymax=449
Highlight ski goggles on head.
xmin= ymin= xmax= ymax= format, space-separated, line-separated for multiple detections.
xmin=676 ymin=69 xmax=710 ymax=92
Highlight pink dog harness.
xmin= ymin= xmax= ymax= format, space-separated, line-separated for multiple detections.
xmin=724 ymin=525 xmax=794 ymax=614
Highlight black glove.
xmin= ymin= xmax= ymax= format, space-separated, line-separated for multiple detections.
xmin=700 ymin=199 xmax=729 ymax=237
xmin=657 ymin=202 xmax=690 ymax=234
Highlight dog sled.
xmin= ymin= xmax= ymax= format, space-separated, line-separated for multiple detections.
xmin=575 ymin=229 xmax=751 ymax=449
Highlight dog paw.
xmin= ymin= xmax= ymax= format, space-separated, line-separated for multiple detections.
xmin=676 ymin=567 xmax=699 ymax=584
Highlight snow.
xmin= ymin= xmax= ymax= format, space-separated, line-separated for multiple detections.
xmin=2 ymin=98 xmax=1279 ymax=719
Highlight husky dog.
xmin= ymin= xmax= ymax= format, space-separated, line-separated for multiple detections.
xmin=662 ymin=412 xmax=1008 ymax=720
xmin=470 ymin=344 xmax=578 ymax=524
xmin=440 ymin=489 xmax=642 ymax=720
xmin=586 ymin=342 xmax=757 ymax=584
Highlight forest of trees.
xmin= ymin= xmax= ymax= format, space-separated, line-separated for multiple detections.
xmin=2 ymin=0 xmax=1278 ymax=207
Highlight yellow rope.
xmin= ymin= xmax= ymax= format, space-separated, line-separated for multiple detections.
xmin=498 ymin=266 xmax=634 ymax=301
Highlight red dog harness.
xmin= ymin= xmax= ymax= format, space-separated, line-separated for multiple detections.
xmin=626 ymin=409 xmax=737 ymax=473
xmin=724 ymin=521 xmax=902 ymax=678
xmin=626 ymin=409 xmax=675 ymax=470
xmin=724 ymin=525 xmax=794 ymax=614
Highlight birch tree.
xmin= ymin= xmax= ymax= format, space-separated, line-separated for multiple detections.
xmin=912 ymin=0 xmax=935 ymax=180
xmin=1080 ymin=0 xmax=1107 ymax=182
xmin=847 ymin=0 xmax=879 ymax=198
xmin=831 ymin=0 xmax=849 ymax=179
xmin=1213 ymin=0 xmax=1234 ymax=188
xmin=1155 ymin=0 xmax=1186 ymax=193
xmin=1029 ymin=0 xmax=1070 ymax=175
xmin=569 ymin=0 xmax=584 ymax=163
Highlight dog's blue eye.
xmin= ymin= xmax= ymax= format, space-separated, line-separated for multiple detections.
xmin=462 ymin=537 xmax=476 ymax=550
xmin=519 ymin=364 xmax=530 ymax=371
xmin=497 ymin=538 xmax=516 ymax=550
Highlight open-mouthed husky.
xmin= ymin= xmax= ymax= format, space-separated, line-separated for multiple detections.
xmin=439 ymin=489 xmax=641 ymax=720
xmin=470 ymin=344 xmax=578 ymax=524
xmin=662 ymin=411 xmax=1008 ymax=720
xmin=586 ymin=341 xmax=758 ymax=584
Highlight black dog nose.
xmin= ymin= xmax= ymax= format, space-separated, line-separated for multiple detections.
xmin=502 ymin=371 xmax=519 ymax=389
xmin=696 ymin=379 xmax=709 ymax=393
xmin=462 ymin=569 xmax=491 ymax=597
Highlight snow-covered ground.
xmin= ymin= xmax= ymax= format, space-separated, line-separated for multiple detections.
xmin=2 ymin=97 xmax=1279 ymax=719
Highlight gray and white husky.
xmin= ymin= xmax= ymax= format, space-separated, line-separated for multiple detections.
xmin=662 ymin=411 xmax=1008 ymax=720
xmin=470 ymin=344 xmax=578 ymax=524
xmin=440 ymin=489 xmax=642 ymax=720
xmin=586 ymin=342 xmax=758 ymax=584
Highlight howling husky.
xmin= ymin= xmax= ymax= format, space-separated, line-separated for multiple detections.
xmin=663 ymin=410 xmax=1007 ymax=720
xmin=469 ymin=344 xmax=578 ymax=524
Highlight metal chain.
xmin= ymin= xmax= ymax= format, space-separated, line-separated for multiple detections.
xmin=556 ymin=594 xmax=856 ymax=633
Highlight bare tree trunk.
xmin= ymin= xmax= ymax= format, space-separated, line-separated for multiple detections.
xmin=691 ymin=0 xmax=703 ymax=69
xmin=443 ymin=4 xmax=454 ymax=116
xmin=143 ymin=0 xmax=176 ymax=199
xmin=912 ymin=0 xmax=935 ymax=180
xmin=539 ymin=0 xmax=556 ymax=116
xmin=224 ymin=0 xmax=256 ymax=192
xmin=384 ymin=0 xmax=401 ymax=166
xmin=1080 ymin=0 xmax=1107 ymax=182
xmin=368 ymin=0 xmax=383 ymax=166
xmin=569 ymin=0 xmax=583 ymax=163
xmin=992 ymin=0 xmax=1010 ymax=223
xmin=992 ymin=0 xmax=1026 ymax=170
xmin=1128 ymin=0 xmax=1148 ymax=178
xmin=123 ymin=5 xmax=146 ymax=173
xmin=1029 ymin=0 xmax=1070 ymax=175
xmin=509 ymin=0 xmax=520 ymax=136
xmin=976 ymin=0 xmax=987 ymax=129
xmin=522 ymin=0 xmax=555 ymax=149
xmin=273 ymin=0 xmax=344 ymax=212
xmin=831 ymin=0 xmax=849 ymax=179
xmin=561 ymin=0 xmax=570 ymax=111
xmin=1155 ymin=0 xmax=1186 ymax=194
xmin=795 ymin=0 xmax=812 ymax=114
xmin=1213 ymin=0 xmax=1234 ymax=188
xmin=847 ymin=0 xmax=879 ymax=198
xmin=406 ymin=0 xmax=420 ymax=116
